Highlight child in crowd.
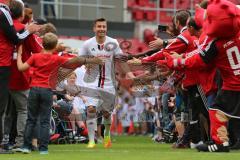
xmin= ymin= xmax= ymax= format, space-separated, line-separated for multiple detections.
xmin=17 ymin=32 xmax=102 ymax=154
xmin=59 ymin=72 xmax=87 ymax=136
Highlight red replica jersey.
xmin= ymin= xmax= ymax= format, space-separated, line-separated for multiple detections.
xmin=184 ymin=32 xmax=240 ymax=91
xmin=26 ymin=53 xmax=69 ymax=88
xmin=0 ymin=4 xmax=30 ymax=66
xmin=9 ymin=20 xmax=43 ymax=90
xmin=142 ymin=27 xmax=197 ymax=62
xmin=195 ymin=33 xmax=218 ymax=95
xmin=184 ymin=33 xmax=218 ymax=94
xmin=142 ymin=27 xmax=198 ymax=87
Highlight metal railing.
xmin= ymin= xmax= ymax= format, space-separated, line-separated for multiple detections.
xmin=40 ymin=0 xmax=197 ymax=24
xmin=40 ymin=0 xmax=115 ymax=20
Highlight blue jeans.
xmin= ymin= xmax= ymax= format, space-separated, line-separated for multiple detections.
xmin=23 ymin=87 xmax=52 ymax=151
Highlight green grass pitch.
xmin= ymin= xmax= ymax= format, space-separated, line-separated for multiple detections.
xmin=1 ymin=136 xmax=240 ymax=160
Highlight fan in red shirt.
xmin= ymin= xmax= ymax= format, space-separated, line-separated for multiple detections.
xmin=158 ymin=0 xmax=240 ymax=152
xmin=0 ymin=0 xmax=40 ymax=153
xmin=128 ymin=9 xmax=211 ymax=148
xmin=16 ymin=32 xmax=103 ymax=154
xmin=0 ymin=0 xmax=44 ymax=151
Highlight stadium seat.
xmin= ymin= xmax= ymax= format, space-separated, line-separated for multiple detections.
xmin=127 ymin=0 xmax=136 ymax=9
xmin=163 ymin=0 xmax=174 ymax=9
xmin=132 ymin=7 xmax=144 ymax=21
xmin=135 ymin=0 xmax=149 ymax=6
xmin=145 ymin=2 xmax=157 ymax=21
xmin=177 ymin=0 xmax=190 ymax=9
xmin=159 ymin=11 xmax=173 ymax=24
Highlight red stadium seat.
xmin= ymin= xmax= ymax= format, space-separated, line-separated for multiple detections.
xmin=132 ymin=6 xmax=144 ymax=21
xmin=159 ymin=11 xmax=173 ymax=24
xmin=127 ymin=0 xmax=136 ymax=9
xmin=145 ymin=2 xmax=157 ymax=21
xmin=163 ymin=0 xmax=174 ymax=8
xmin=177 ymin=0 xmax=190 ymax=9
xmin=135 ymin=0 xmax=149 ymax=6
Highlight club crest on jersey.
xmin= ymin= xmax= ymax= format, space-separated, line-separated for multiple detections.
xmin=91 ymin=48 xmax=95 ymax=51
xmin=104 ymin=42 xmax=117 ymax=51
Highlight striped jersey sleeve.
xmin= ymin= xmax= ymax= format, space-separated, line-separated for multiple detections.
xmin=0 ymin=7 xmax=30 ymax=45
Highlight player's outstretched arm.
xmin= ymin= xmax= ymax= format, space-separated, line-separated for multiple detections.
xmin=65 ymin=56 xmax=103 ymax=66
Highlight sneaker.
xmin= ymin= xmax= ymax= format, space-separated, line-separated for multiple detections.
xmin=104 ymin=136 xmax=112 ymax=148
xmin=87 ymin=141 xmax=96 ymax=149
xmin=154 ymin=137 xmax=165 ymax=143
xmin=196 ymin=142 xmax=229 ymax=152
xmin=172 ymin=137 xmax=189 ymax=149
xmin=2 ymin=144 xmax=12 ymax=150
xmin=152 ymin=135 xmax=159 ymax=141
xmin=163 ymin=129 xmax=171 ymax=135
xmin=190 ymin=141 xmax=203 ymax=149
xmin=12 ymin=147 xmax=24 ymax=152
xmin=172 ymin=142 xmax=189 ymax=149
xmin=39 ymin=150 xmax=49 ymax=155
xmin=21 ymin=148 xmax=31 ymax=154
xmin=97 ymin=138 xmax=103 ymax=144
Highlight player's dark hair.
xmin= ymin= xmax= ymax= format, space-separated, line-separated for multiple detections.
xmin=175 ymin=10 xmax=191 ymax=27
xmin=10 ymin=0 xmax=24 ymax=19
xmin=188 ymin=17 xmax=201 ymax=30
xmin=93 ymin=18 xmax=107 ymax=26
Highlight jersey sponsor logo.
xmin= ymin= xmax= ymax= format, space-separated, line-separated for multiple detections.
xmin=96 ymin=54 xmax=111 ymax=58
xmin=104 ymin=42 xmax=117 ymax=51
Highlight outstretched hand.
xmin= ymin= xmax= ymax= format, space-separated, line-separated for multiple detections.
xmin=127 ymin=57 xmax=142 ymax=65
xmin=87 ymin=57 xmax=104 ymax=65
xmin=26 ymin=23 xmax=42 ymax=34
xmin=156 ymin=52 xmax=174 ymax=68
xmin=157 ymin=52 xmax=185 ymax=70
xmin=149 ymin=37 xmax=163 ymax=49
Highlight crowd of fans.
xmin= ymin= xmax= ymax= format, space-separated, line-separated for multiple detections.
xmin=1 ymin=0 xmax=240 ymax=155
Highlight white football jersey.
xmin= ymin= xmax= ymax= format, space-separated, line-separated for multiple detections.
xmin=78 ymin=36 xmax=122 ymax=94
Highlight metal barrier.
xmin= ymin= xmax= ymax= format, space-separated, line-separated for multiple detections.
xmin=40 ymin=0 xmax=115 ymax=20
xmin=40 ymin=0 xmax=197 ymax=24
